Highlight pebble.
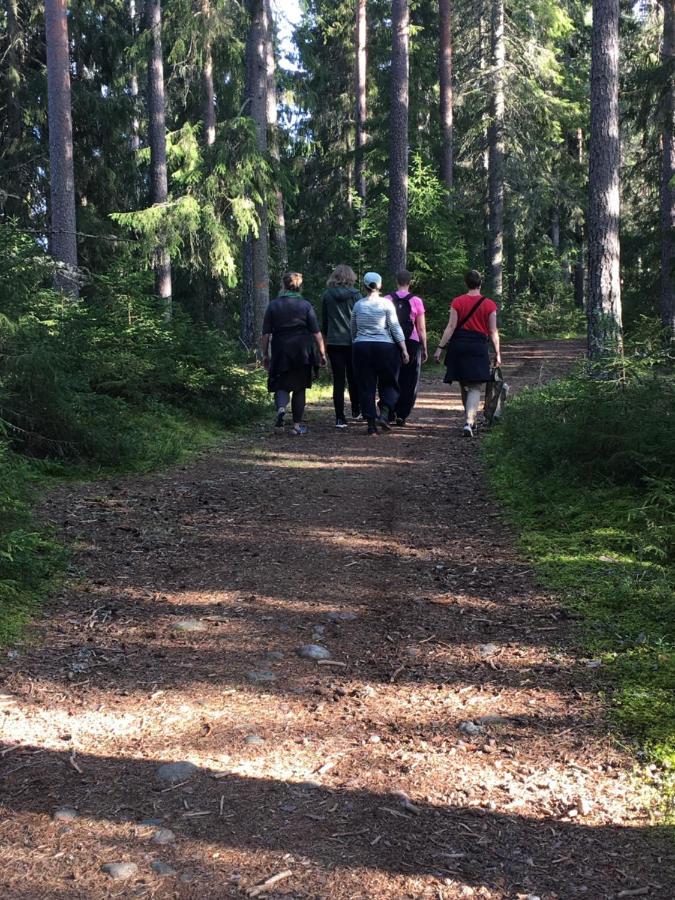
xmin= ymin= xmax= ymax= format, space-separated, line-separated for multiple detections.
xmin=151 ymin=828 xmax=176 ymax=845
xmin=311 ymin=625 xmax=326 ymax=637
xmin=327 ymin=611 xmax=358 ymax=623
xmin=156 ymin=761 xmax=198 ymax=784
xmin=265 ymin=651 xmax=284 ymax=662
xmin=53 ymin=807 xmax=78 ymax=822
xmin=151 ymin=860 xmax=177 ymax=877
xmin=578 ymin=798 xmax=593 ymax=816
xmin=296 ymin=644 xmax=331 ymax=661
xmin=247 ymin=670 xmax=277 ymax=683
xmin=459 ymin=720 xmax=483 ymax=736
xmin=101 ymin=862 xmax=138 ymax=880
xmin=244 ymin=734 xmax=265 ymax=746
xmin=172 ymin=619 xmax=207 ymax=633
xmin=478 ymin=643 xmax=498 ymax=658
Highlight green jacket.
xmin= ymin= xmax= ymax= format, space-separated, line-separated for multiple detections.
xmin=321 ymin=285 xmax=361 ymax=346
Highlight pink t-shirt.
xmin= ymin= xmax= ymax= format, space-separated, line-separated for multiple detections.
xmin=392 ymin=291 xmax=426 ymax=342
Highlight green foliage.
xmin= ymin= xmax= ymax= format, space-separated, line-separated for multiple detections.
xmin=484 ymin=364 xmax=675 ymax=818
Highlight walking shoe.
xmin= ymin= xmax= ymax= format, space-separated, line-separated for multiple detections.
xmin=293 ymin=423 xmax=308 ymax=435
xmin=351 ymin=411 xmax=363 ymax=421
xmin=335 ymin=418 xmax=348 ymax=429
xmin=376 ymin=416 xmax=392 ymax=432
xmin=275 ymin=407 xmax=286 ymax=428
xmin=395 ymin=417 xmax=406 ymax=427
xmin=463 ymin=422 xmax=475 ymax=438
xmin=367 ymin=424 xmax=379 ymax=437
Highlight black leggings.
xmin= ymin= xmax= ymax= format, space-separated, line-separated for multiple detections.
xmin=275 ymin=389 xmax=306 ymax=423
xmin=327 ymin=345 xmax=360 ymax=419
xmin=352 ymin=342 xmax=401 ymax=421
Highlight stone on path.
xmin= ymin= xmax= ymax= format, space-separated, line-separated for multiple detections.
xmin=151 ymin=827 xmax=176 ymax=845
xmin=156 ymin=761 xmax=198 ymax=784
xmin=478 ymin=643 xmax=498 ymax=658
xmin=265 ymin=651 xmax=284 ymax=662
xmin=475 ymin=715 xmax=511 ymax=726
xmin=459 ymin=720 xmax=483 ymax=737
xmin=172 ymin=619 xmax=207 ymax=633
xmin=53 ymin=807 xmax=78 ymax=822
xmin=151 ymin=860 xmax=177 ymax=877
xmin=244 ymin=734 xmax=265 ymax=746
xmin=296 ymin=644 xmax=331 ymax=661
xmin=327 ymin=611 xmax=358 ymax=623
xmin=101 ymin=862 xmax=138 ymax=880
xmin=247 ymin=670 xmax=277 ymax=684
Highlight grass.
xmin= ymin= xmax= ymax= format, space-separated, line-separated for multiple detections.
xmin=483 ymin=379 xmax=675 ymax=821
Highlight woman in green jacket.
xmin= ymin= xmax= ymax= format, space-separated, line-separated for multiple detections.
xmin=321 ymin=265 xmax=361 ymax=428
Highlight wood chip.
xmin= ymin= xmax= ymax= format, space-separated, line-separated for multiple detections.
xmin=247 ymin=869 xmax=293 ymax=897
xmin=316 ymin=660 xmax=347 ymax=667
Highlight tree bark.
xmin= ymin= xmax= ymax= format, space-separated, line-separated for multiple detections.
xmin=487 ymin=0 xmax=505 ymax=300
xmin=145 ymin=0 xmax=172 ymax=316
xmin=573 ymin=128 xmax=586 ymax=309
xmin=387 ymin=0 xmax=409 ymax=277
xmin=439 ymin=0 xmax=453 ymax=195
xmin=587 ymin=0 xmax=622 ymax=360
xmin=241 ymin=0 xmax=270 ymax=349
xmin=201 ymin=0 xmax=216 ymax=147
xmin=265 ymin=0 xmax=287 ymax=270
xmin=45 ymin=0 xmax=79 ymax=297
xmin=5 ymin=0 xmax=22 ymax=150
xmin=355 ymin=0 xmax=367 ymax=206
xmin=128 ymin=0 xmax=140 ymax=153
xmin=660 ymin=0 xmax=675 ymax=342
xmin=479 ymin=8 xmax=490 ymax=277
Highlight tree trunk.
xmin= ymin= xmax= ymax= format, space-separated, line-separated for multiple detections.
xmin=387 ymin=0 xmax=409 ymax=277
xmin=45 ymin=0 xmax=79 ymax=297
xmin=573 ymin=128 xmax=586 ymax=309
xmin=439 ymin=0 xmax=453 ymax=195
xmin=660 ymin=0 xmax=675 ymax=342
xmin=241 ymin=0 xmax=270 ymax=349
xmin=487 ymin=0 xmax=505 ymax=300
xmin=145 ymin=0 xmax=172 ymax=316
xmin=127 ymin=0 xmax=140 ymax=153
xmin=479 ymin=8 xmax=490 ymax=277
xmin=5 ymin=0 xmax=22 ymax=150
xmin=265 ymin=0 xmax=287 ymax=270
xmin=355 ymin=0 xmax=367 ymax=206
xmin=587 ymin=0 xmax=622 ymax=360
xmin=201 ymin=0 xmax=216 ymax=147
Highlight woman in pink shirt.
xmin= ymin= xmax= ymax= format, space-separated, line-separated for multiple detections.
xmin=386 ymin=270 xmax=428 ymax=425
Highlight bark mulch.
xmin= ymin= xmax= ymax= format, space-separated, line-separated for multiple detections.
xmin=0 ymin=339 xmax=672 ymax=899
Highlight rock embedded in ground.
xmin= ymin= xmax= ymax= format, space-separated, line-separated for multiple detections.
xmin=265 ymin=651 xmax=284 ymax=662
xmin=244 ymin=734 xmax=265 ymax=746
xmin=156 ymin=761 xmax=198 ymax=784
xmin=247 ymin=670 xmax=277 ymax=684
xmin=478 ymin=643 xmax=499 ymax=658
xmin=459 ymin=720 xmax=483 ymax=737
xmin=151 ymin=827 xmax=176 ymax=845
xmin=141 ymin=818 xmax=165 ymax=827
xmin=327 ymin=611 xmax=358 ymax=623
xmin=475 ymin=715 xmax=511 ymax=726
xmin=53 ymin=807 xmax=78 ymax=822
xmin=151 ymin=860 xmax=177 ymax=877
xmin=296 ymin=644 xmax=331 ymax=661
xmin=172 ymin=619 xmax=207 ymax=633
xmin=101 ymin=862 xmax=138 ymax=880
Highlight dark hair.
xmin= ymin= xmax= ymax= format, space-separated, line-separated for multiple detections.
xmin=465 ymin=269 xmax=482 ymax=290
xmin=283 ymin=271 xmax=303 ymax=291
xmin=396 ymin=269 xmax=412 ymax=287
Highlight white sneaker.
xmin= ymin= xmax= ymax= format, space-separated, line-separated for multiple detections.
xmin=463 ymin=422 xmax=475 ymax=438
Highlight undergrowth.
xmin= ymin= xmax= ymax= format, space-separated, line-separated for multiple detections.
xmin=484 ymin=360 xmax=675 ymax=820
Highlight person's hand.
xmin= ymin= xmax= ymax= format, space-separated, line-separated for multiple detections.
xmin=319 ymin=352 xmax=327 ymax=367
xmin=263 ymin=354 xmax=270 ymax=371
xmin=401 ymin=350 xmax=410 ymax=365
xmin=433 ymin=347 xmax=443 ymax=364
xmin=494 ymin=354 xmax=502 ymax=367
xmin=421 ymin=347 xmax=429 ymax=364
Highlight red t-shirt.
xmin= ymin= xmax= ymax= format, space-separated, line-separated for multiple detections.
xmin=450 ymin=293 xmax=497 ymax=336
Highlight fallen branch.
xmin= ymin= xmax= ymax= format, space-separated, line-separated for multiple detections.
xmin=247 ymin=869 xmax=293 ymax=897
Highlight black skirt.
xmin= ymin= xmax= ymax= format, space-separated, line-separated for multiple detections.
xmin=268 ymin=328 xmax=320 ymax=393
xmin=444 ymin=329 xmax=490 ymax=384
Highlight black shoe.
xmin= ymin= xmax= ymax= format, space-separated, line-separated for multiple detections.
xmin=463 ymin=422 xmax=475 ymax=438
xmin=376 ymin=416 xmax=392 ymax=432
xmin=335 ymin=418 xmax=348 ymax=429
xmin=275 ymin=407 xmax=286 ymax=428
xmin=395 ymin=417 xmax=406 ymax=427
xmin=367 ymin=424 xmax=379 ymax=437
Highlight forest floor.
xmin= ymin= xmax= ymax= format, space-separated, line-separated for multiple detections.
xmin=1 ymin=339 xmax=672 ymax=900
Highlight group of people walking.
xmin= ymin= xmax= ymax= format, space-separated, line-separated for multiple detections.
xmin=261 ymin=266 xmax=501 ymax=438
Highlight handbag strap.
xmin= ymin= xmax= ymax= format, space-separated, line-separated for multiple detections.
xmin=455 ymin=295 xmax=486 ymax=332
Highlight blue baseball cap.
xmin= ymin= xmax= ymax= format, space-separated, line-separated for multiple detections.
xmin=363 ymin=271 xmax=382 ymax=289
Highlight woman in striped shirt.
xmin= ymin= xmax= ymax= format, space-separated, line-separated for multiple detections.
xmin=350 ymin=272 xmax=410 ymax=436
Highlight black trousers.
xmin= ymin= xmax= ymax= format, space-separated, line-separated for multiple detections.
xmin=352 ymin=342 xmax=401 ymax=420
xmin=395 ymin=340 xmax=422 ymax=420
xmin=327 ymin=345 xmax=360 ymax=419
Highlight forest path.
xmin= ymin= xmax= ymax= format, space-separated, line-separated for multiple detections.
xmin=1 ymin=339 xmax=671 ymax=899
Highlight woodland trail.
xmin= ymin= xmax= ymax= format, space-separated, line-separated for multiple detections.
xmin=0 ymin=339 xmax=672 ymax=900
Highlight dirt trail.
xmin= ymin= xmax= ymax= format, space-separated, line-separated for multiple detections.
xmin=0 ymin=339 xmax=671 ymax=899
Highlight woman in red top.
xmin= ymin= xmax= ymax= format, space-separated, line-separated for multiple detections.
xmin=433 ymin=270 xmax=501 ymax=437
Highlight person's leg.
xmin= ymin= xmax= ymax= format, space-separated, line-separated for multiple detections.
xmin=344 ymin=350 xmax=360 ymax=417
xmin=460 ymin=384 xmax=468 ymax=411
xmin=274 ymin=389 xmax=290 ymax=426
xmin=327 ymin=346 xmax=347 ymax=421
xmin=377 ymin=344 xmax=401 ymax=424
xmin=395 ymin=342 xmax=422 ymax=421
xmin=352 ymin=343 xmax=378 ymax=426
xmin=291 ymin=389 xmax=306 ymax=424
xmin=464 ymin=383 xmax=483 ymax=426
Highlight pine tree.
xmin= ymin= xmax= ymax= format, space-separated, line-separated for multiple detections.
xmin=487 ymin=0 xmax=505 ymax=300
xmin=355 ymin=0 xmax=367 ymax=205
xmin=439 ymin=0 xmax=454 ymax=195
xmin=265 ymin=0 xmax=287 ymax=270
xmin=588 ymin=0 xmax=623 ymax=360
xmin=200 ymin=0 xmax=216 ymax=147
xmin=660 ymin=0 xmax=675 ymax=342
xmin=45 ymin=0 xmax=79 ymax=297
xmin=387 ymin=0 xmax=410 ymax=276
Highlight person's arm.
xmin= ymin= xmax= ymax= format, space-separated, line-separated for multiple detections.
xmin=433 ymin=308 xmax=458 ymax=363
xmin=350 ymin=305 xmax=358 ymax=341
xmin=416 ymin=311 xmax=428 ymax=362
xmin=488 ymin=310 xmax=501 ymax=366
xmin=313 ymin=331 xmax=327 ymax=365
xmin=321 ymin=293 xmax=328 ymax=337
xmin=261 ymin=332 xmax=271 ymax=370
xmin=387 ymin=304 xmax=410 ymax=365
xmin=307 ymin=305 xmax=327 ymax=366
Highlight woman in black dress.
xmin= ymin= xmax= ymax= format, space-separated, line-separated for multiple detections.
xmin=261 ymin=272 xmax=327 ymax=434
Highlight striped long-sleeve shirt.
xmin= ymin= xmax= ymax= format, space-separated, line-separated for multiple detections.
xmin=350 ymin=296 xmax=405 ymax=344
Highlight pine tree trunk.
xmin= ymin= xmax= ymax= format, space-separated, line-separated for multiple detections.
xmin=145 ymin=0 xmax=172 ymax=316
xmin=479 ymin=8 xmax=490 ymax=277
xmin=387 ymin=0 xmax=409 ymax=276
xmin=487 ymin=0 xmax=505 ymax=300
xmin=355 ymin=0 xmax=367 ymax=206
xmin=439 ymin=0 xmax=453 ymax=195
xmin=573 ymin=127 xmax=586 ymax=309
xmin=129 ymin=0 xmax=140 ymax=153
xmin=201 ymin=0 xmax=216 ymax=147
xmin=45 ymin=0 xmax=79 ymax=297
xmin=587 ymin=0 xmax=622 ymax=360
xmin=265 ymin=0 xmax=287 ymax=270
xmin=5 ymin=0 xmax=22 ymax=149
xmin=241 ymin=0 xmax=270 ymax=349
xmin=660 ymin=0 xmax=675 ymax=342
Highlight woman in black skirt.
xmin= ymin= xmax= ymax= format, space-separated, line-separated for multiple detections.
xmin=261 ymin=272 xmax=327 ymax=434
xmin=433 ymin=270 xmax=501 ymax=437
